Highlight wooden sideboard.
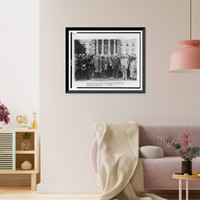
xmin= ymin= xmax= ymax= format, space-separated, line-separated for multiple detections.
xmin=0 ymin=129 xmax=40 ymax=190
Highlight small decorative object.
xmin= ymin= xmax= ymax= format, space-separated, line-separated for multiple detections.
xmin=16 ymin=115 xmax=28 ymax=128
xmin=66 ymin=27 xmax=145 ymax=93
xmin=21 ymin=132 xmax=32 ymax=151
xmin=158 ymin=133 xmax=200 ymax=175
xmin=31 ymin=112 xmax=38 ymax=129
xmin=0 ymin=101 xmax=10 ymax=128
xmin=21 ymin=161 xmax=32 ymax=170
xmin=192 ymin=171 xmax=197 ymax=176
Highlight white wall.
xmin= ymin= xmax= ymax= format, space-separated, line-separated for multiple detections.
xmin=0 ymin=0 xmax=39 ymax=184
xmin=0 ymin=0 xmax=39 ymax=129
xmin=39 ymin=0 xmax=200 ymax=193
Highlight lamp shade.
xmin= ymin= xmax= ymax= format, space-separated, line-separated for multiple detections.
xmin=169 ymin=40 xmax=200 ymax=71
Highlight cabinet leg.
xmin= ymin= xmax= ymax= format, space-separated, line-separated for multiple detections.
xmin=31 ymin=174 xmax=37 ymax=191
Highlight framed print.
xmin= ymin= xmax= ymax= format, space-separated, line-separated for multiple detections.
xmin=66 ymin=27 xmax=145 ymax=93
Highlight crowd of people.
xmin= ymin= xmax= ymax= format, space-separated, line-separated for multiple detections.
xmin=74 ymin=54 xmax=137 ymax=81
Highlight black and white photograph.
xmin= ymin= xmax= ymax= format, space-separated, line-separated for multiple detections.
xmin=66 ymin=27 xmax=145 ymax=93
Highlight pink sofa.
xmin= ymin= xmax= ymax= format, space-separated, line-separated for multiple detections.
xmin=90 ymin=125 xmax=200 ymax=190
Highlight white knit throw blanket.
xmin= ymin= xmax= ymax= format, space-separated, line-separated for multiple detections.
xmin=94 ymin=122 xmax=166 ymax=200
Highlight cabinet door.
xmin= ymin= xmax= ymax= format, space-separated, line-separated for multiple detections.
xmin=0 ymin=132 xmax=15 ymax=171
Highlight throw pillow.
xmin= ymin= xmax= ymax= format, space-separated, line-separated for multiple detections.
xmin=139 ymin=145 xmax=164 ymax=158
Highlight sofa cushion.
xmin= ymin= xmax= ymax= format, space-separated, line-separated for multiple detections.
xmin=139 ymin=125 xmax=200 ymax=156
xmin=142 ymin=156 xmax=200 ymax=190
xmin=140 ymin=146 xmax=164 ymax=158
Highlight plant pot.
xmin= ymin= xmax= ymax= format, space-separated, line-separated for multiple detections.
xmin=20 ymin=140 xmax=32 ymax=151
xmin=182 ymin=160 xmax=192 ymax=175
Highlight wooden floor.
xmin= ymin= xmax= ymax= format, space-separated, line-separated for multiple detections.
xmin=0 ymin=186 xmax=200 ymax=200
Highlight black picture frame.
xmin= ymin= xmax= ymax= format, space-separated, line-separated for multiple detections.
xmin=66 ymin=27 xmax=145 ymax=93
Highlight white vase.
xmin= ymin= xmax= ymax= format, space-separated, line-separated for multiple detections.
xmin=21 ymin=161 xmax=32 ymax=170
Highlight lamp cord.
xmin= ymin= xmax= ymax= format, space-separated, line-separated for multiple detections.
xmin=190 ymin=0 xmax=192 ymax=40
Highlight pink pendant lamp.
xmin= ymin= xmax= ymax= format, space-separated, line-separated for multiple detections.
xmin=169 ymin=0 xmax=200 ymax=71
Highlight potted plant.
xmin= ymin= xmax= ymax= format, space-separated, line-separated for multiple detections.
xmin=158 ymin=133 xmax=200 ymax=175
xmin=0 ymin=101 xmax=10 ymax=128
xmin=21 ymin=133 xmax=32 ymax=151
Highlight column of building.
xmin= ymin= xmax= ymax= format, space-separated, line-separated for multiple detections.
xmin=95 ymin=39 xmax=121 ymax=55
xmin=85 ymin=40 xmax=90 ymax=55
xmin=113 ymin=40 xmax=116 ymax=55
xmin=101 ymin=40 xmax=104 ymax=55
xmin=122 ymin=40 xmax=126 ymax=55
xmin=128 ymin=40 xmax=132 ymax=56
xmin=96 ymin=40 xmax=98 ymax=54
xmin=108 ymin=40 xmax=111 ymax=55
